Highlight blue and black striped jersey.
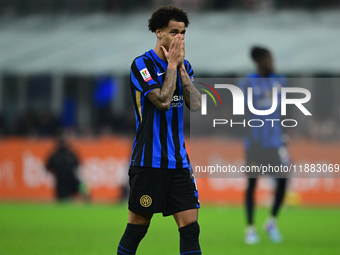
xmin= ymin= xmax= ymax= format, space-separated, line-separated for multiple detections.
xmin=130 ymin=49 xmax=194 ymax=169
xmin=238 ymin=73 xmax=287 ymax=150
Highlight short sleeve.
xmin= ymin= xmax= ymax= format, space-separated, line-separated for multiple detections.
xmin=130 ymin=57 xmax=162 ymax=97
xmin=184 ymin=60 xmax=194 ymax=80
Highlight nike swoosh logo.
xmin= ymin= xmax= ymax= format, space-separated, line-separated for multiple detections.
xmin=157 ymin=72 xmax=165 ymax=76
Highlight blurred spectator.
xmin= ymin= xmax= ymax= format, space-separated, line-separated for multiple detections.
xmin=61 ymin=96 xmax=77 ymax=129
xmin=46 ymin=138 xmax=90 ymax=202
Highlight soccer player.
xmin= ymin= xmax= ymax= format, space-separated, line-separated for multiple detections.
xmin=238 ymin=46 xmax=290 ymax=244
xmin=117 ymin=5 xmax=202 ymax=255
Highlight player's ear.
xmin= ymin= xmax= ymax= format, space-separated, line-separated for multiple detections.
xmin=155 ymin=28 xmax=162 ymax=39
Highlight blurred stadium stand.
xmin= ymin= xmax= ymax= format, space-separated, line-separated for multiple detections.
xmin=1 ymin=0 xmax=340 ymax=14
xmin=0 ymin=6 xmax=340 ymax=138
xmin=1 ymin=12 xmax=340 ymax=74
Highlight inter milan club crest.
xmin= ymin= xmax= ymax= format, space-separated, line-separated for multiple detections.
xmin=140 ymin=195 xmax=152 ymax=207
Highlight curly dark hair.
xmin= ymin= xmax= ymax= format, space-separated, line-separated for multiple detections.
xmin=148 ymin=5 xmax=189 ymax=33
xmin=250 ymin=46 xmax=271 ymax=62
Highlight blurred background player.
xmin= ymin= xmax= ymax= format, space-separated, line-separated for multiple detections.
xmin=117 ymin=5 xmax=202 ymax=255
xmin=238 ymin=46 xmax=290 ymax=244
xmin=46 ymin=138 xmax=90 ymax=202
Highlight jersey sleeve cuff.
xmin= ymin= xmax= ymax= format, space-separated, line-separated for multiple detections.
xmin=143 ymin=84 xmax=162 ymax=97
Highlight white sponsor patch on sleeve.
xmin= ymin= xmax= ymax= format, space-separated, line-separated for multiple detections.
xmin=140 ymin=68 xmax=152 ymax=82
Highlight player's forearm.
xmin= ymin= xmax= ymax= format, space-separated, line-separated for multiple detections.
xmin=179 ymin=66 xmax=201 ymax=111
xmin=146 ymin=64 xmax=177 ymax=111
xmin=157 ymin=64 xmax=177 ymax=103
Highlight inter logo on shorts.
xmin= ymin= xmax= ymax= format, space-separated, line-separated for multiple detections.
xmin=140 ymin=195 xmax=152 ymax=207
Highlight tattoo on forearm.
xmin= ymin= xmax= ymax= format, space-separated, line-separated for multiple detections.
xmin=146 ymin=68 xmax=177 ymax=110
xmin=161 ymin=69 xmax=177 ymax=102
xmin=179 ymin=68 xmax=201 ymax=110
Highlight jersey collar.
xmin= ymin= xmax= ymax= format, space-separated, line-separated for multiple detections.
xmin=149 ymin=49 xmax=168 ymax=67
xmin=254 ymin=72 xmax=276 ymax=78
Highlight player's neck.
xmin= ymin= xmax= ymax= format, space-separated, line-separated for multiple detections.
xmin=257 ymin=69 xmax=271 ymax=78
xmin=154 ymin=45 xmax=167 ymax=63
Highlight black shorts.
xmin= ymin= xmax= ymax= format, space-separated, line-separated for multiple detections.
xmin=128 ymin=166 xmax=200 ymax=217
xmin=246 ymin=145 xmax=290 ymax=178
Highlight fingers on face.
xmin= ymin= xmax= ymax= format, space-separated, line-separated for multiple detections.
xmin=169 ymin=34 xmax=184 ymax=51
xmin=169 ymin=35 xmax=177 ymax=50
xmin=161 ymin=46 xmax=168 ymax=55
xmin=178 ymin=35 xmax=184 ymax=49
xmin=173 ymin=34 xmax=180 ymax=48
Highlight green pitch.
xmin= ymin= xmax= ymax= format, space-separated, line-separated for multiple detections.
xmin=0 ymin=203 xmax=339 ymax=255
